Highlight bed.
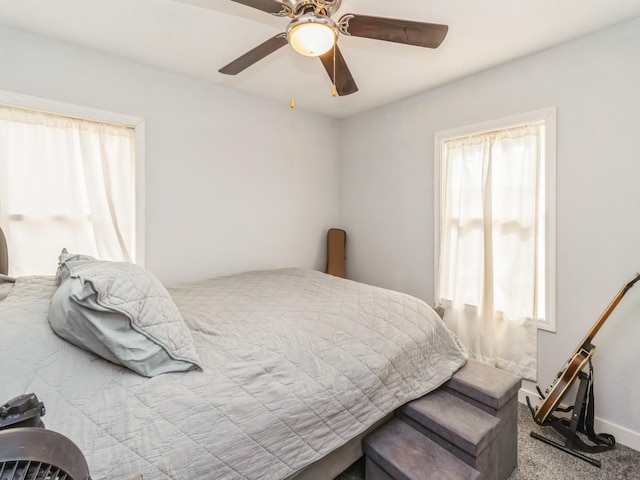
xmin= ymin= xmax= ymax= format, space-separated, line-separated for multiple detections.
xmin=0 ymin=227 xmax=467 ymax=480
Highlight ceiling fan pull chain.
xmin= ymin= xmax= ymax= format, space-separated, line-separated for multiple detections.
xmin=290 ymin=46 xmax=296 ymax=109
xmin=332 ymin=43 xmax=337 ymax=97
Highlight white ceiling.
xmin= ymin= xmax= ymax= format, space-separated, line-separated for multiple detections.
xmin=1 ymin=0 xmax=640 ymax=119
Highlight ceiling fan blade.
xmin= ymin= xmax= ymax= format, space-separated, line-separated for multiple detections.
xmin=219 ymin=33 xmax=288 ymax=75
xmin=339 ymin=14 xmax=448 ymax=48
xmin=319 ymin=45 xmax=358 ymax=96
xmin=229 ymin=0 xmax=288 ymax=15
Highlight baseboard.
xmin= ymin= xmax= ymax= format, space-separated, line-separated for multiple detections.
xmin=518 ymin=387 xmax=640 ymax=452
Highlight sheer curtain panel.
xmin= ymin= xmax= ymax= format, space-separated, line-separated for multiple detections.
xmin=437 ymin=124 xmax=542 ymax=381
xmin=0 ymin=106 xmax=135 ymax=276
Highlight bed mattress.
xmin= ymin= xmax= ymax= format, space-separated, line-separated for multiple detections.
xmin=0 ymin=268 xmax=466 ymax=479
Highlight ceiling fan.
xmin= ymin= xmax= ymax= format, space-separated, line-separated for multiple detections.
xmin=218 ymin=0 xmax=449 ymax=96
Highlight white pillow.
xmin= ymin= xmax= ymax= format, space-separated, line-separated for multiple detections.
xmin=48 ymin=252 xmax=202 ymax=377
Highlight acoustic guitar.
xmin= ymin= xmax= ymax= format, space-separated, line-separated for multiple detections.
xmin=533 ymin=272 xmax=640 ymax=425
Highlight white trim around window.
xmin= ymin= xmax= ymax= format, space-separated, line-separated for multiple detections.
xmin=434 ymin=107 xmax=557 ymax=332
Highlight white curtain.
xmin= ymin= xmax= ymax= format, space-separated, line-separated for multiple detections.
xmin=0 ymin=106 xmax=135 ymax=276
xmin=437 ymin=124 xmax=543 ymax=381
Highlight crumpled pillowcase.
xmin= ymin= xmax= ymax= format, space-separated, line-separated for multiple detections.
xmin=48 ymin=249 xmax=202 ymax=377
xmin=55 ymin=250 xmax=96 ymax=283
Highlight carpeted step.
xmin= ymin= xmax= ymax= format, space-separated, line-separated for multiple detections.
xmin=363 ymin=418 xmax=480 ymax=480
xmin=397 ymin=389 xmax=500 ymax=478
xmin=445 ymin=359 xmax=521 ymax=414
xmin=445 ymin=359 xmax=522 ymax=480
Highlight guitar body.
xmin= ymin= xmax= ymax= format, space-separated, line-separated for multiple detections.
xmin=534 ymin=345 xmax=596 ymax=424
xmin=531 ymin=272 xmax=640 ymax=425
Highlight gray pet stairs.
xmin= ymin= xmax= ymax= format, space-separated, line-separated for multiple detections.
xmin=363 ymin=359 xmax=522 ymax=480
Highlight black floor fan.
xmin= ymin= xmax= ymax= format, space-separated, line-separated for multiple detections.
xmin=0 ymin=393 xmax=91 ymax=480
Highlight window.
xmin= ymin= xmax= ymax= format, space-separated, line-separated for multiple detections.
xmin=0 ymin=91 xmax=145 ymax=276
xmin=434 ymin=108 xmax=556 ymax=379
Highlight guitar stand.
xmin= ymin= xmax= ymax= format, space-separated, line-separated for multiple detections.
xmin=527 ymin=274 xmax=637 ymax=469
xmin=529 ymin=371 xmax=602 ymax=468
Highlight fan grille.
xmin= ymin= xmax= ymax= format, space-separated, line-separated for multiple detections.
xmin=0 ymin=460 xmax=70 ymax=480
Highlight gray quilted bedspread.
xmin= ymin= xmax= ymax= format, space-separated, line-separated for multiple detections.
xmin=0 ymin=268 xmax=466 ymax=479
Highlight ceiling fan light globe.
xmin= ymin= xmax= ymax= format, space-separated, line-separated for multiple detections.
xmin=287 ymin=16 xmax=337 ymax=57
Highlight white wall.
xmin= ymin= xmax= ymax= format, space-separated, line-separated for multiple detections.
xmin=0 ymin=25 xmax=340 ymax=284
xmin=339 ymin=16 xmax=640 ymax=449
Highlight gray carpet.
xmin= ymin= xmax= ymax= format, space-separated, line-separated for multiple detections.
xmin=335 ymin=403 xmax=640 ymax=479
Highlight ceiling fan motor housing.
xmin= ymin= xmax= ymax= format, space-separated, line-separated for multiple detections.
xmin=278 ymin=0 xmax=343 ymax=18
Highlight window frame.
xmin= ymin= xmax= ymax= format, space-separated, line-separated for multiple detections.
xmin=434 ymin=107 xmax=557 ymax=332
xmin=0 ymin=89 xmax=146 ymax=267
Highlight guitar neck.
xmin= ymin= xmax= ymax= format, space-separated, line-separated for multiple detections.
xmin=576 ymin=274 xmax=640 ymax=352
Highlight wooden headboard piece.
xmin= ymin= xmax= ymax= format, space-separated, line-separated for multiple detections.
xmin=0 ymin=226 xmax=8 ymax=276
